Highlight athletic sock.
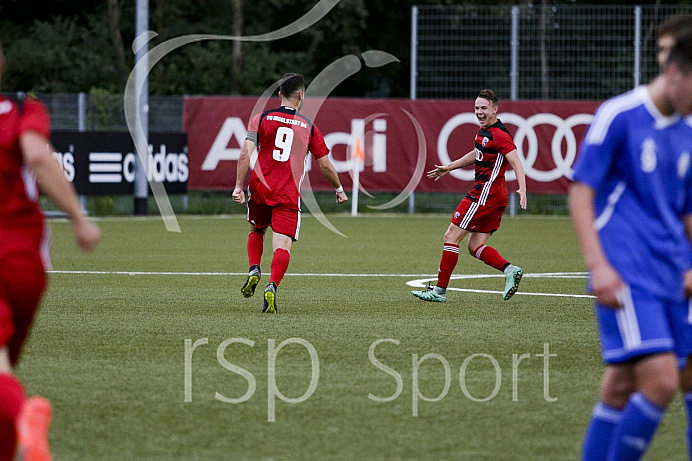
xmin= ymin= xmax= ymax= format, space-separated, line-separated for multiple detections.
xmin=581 ymin=402 xmax=622 ymax=461
xmin=436 ymin=243 xmax=460 ymax=289
xmin=684 ymin=392 xmax=692 ymax=458
xmin=606 ymin=392 xmax=664 ymax=461
xmin=247 ymin=231 xmax=264 ymax=268
xmin=473 ymin=244 xmax=509 ymax=272
xmin=0 ymin=374 xmax=26 ymax=461
xmin=269 ymin=248 xmax=290 ymax=286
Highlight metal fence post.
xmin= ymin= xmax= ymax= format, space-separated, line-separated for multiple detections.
xmin=509 ymin=6 xmax=520 ymax=217
xmin=134 ymin=0 xmax=150 ymax=216
xmin=410 ymin=6 xmax=418 ymax=102
xmin=511 ymin=6 xmax=519 ymax=101
xmin=77 ymin=92 xmax=88 ymax=212
xmin=634 ymin=6 xmax=642 ymax=88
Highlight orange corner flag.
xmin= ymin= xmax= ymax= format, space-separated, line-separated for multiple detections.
xmin=353 ymin=137 xmax=365 ymax=162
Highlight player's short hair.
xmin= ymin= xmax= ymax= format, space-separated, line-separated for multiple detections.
xmin=477 ymin=89 xmax=498 ymax=105
xmin=658 ymin=15 xmax=692 ymax=40
xmin=279 ymin=73 xmax=305 ymax=99
xmin=667 ymin=30 xmax=692 ymax=74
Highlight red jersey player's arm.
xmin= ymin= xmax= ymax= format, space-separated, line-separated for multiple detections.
xmin=232 ymin=139 xmax=256 ymax=204
xmin=315 ymin=155 xmax=348 ymax=204
xmin=427 ymin=149 xmax=475 ymax=181
xmin=503 ymin=149 xmax=528 ymax=209
xmin=20 ymin=131 xmax=100 ymax=252
xmin=568 ymin=181 xmax=623 ymax=308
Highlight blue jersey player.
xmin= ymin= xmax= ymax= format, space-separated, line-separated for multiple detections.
xmin=570 ymin=29 xmax=692 ymax=461
xmin=678 ymin=116 xmax=692 ymax=460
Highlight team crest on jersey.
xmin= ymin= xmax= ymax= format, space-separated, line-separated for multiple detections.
xmin=679 ymin=152 xmax=690 ymax=179
xmin=482 ymin=137 xmax=489 ymax=147
xmin=640 ymin=138 xmax=657 ymax=173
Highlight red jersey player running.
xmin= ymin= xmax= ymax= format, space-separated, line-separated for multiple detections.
xmin=232 ymin=73 xmax=348 ymax=313
xmin=0 ymin=41 xmax=101 ymax=461
xmin=412 ymin=89 xmax=527 ymax=302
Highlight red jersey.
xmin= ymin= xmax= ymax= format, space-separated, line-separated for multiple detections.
xmin=246 ymin=106 xmax=329 ymax=209
xmin=0 ymin=96 xmax=51 ymax=231
xmin=465 ymin=119 xmax=516 ymax=208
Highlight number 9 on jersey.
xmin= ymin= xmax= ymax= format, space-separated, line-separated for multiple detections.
xmin=273 ymin=126 xmax=294 ymax=162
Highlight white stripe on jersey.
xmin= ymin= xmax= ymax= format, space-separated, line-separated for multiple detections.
xmin=21 ymin=165 xmax=39 ymax=202
xmin=40 ymin=221 xmax=52 ymax=271
xmin=295 ymin=210 xmax=302 ymax=241
xmin=614 ymin=284 xmax=642 ymax=351
xmin=460 ymin=202 xmax=479 ymax=229
xmin=594 ymin=181 xmax=626 ymax=231
xmin=298 ymin=155 xmax=311 ymax=212
xmin=478 ymin=153 xmax=504 ymax=206
xmin=585 ymin=87 xmax=648 ymax=146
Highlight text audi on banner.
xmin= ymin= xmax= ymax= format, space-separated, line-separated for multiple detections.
xmin=183 ymin=98 xmax=602 ymax=194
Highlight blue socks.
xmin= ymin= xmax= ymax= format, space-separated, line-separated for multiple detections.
xmin=607 ymin=393 xmax=664 ymax=461
xmin=582 ymin=402 xmax=622 ymax=461
xmin=582 ymin=393 xmax=665 ymax=461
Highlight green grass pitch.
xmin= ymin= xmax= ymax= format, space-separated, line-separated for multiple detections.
xmin=17 ymin=214 xmax=688 ymax=460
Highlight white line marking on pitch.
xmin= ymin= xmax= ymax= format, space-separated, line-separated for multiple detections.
xmin=437 ymin=287 xmax=594 ymax=299
xmin=48 ymin=270 xmax=442 ymax=277
xmin=48 ymin=270 xmax=592 ymax=299
xmin=406 ymin=273 xmax=594 ymax=299
xmin=48 ymin=270 xmax=588 ymax=278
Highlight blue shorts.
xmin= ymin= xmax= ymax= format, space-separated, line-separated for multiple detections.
xmin=596 ymin=284 xmax=691 ymax=367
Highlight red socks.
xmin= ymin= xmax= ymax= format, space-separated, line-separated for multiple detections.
xmin=473 ymin=245 xmax=509 ymax=271
xmin=437 ymin=243 xmax=509 ymax=289
xmin=248 ymin=231 xmax=291 ymax=287
xmin=0 ymin=374 xmax=25 ymax=461
xmin=270 ymin=248 xmax=291 ymax=286
xmin=436 ymin=243 xmax=460 ymax=289
xmin=247 ymin=231 xmax=264 ymax=267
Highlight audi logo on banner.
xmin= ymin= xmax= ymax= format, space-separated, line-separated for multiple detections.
xmin=437 ymin=112 xmax=594 ymax=183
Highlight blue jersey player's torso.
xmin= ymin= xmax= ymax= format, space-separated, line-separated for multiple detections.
xmin=574 ymin=86 xmax=692 ymax=301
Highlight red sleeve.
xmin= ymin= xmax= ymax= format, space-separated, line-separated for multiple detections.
xmin=494 ymin=129 xmax=516 ymax=156
xmin=247 ymin=113 xmax=260 ymax=133
xmin=308 ymin=124 xmax=330 ymax=159
xmin=19 ymin=99 xmax=51 ymax=139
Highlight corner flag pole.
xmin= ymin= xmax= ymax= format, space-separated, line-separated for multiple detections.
xmin=351 ymin=137 xmax=364 ymax=217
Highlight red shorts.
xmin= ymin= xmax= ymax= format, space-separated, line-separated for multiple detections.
xmin=247 ymin=200 xmax=301 ymax=241
xmin=451 ymin=197 xmax=505 ymax=234
xmin=0 ymin=227 xmax=48 ymax=365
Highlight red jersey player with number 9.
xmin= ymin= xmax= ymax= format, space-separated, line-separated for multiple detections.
xmin=232 ymin=73 xmax=348 ymax=313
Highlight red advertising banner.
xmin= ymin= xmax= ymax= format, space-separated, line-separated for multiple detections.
xmin=183 ymin=97 xmax=601 ymax=194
